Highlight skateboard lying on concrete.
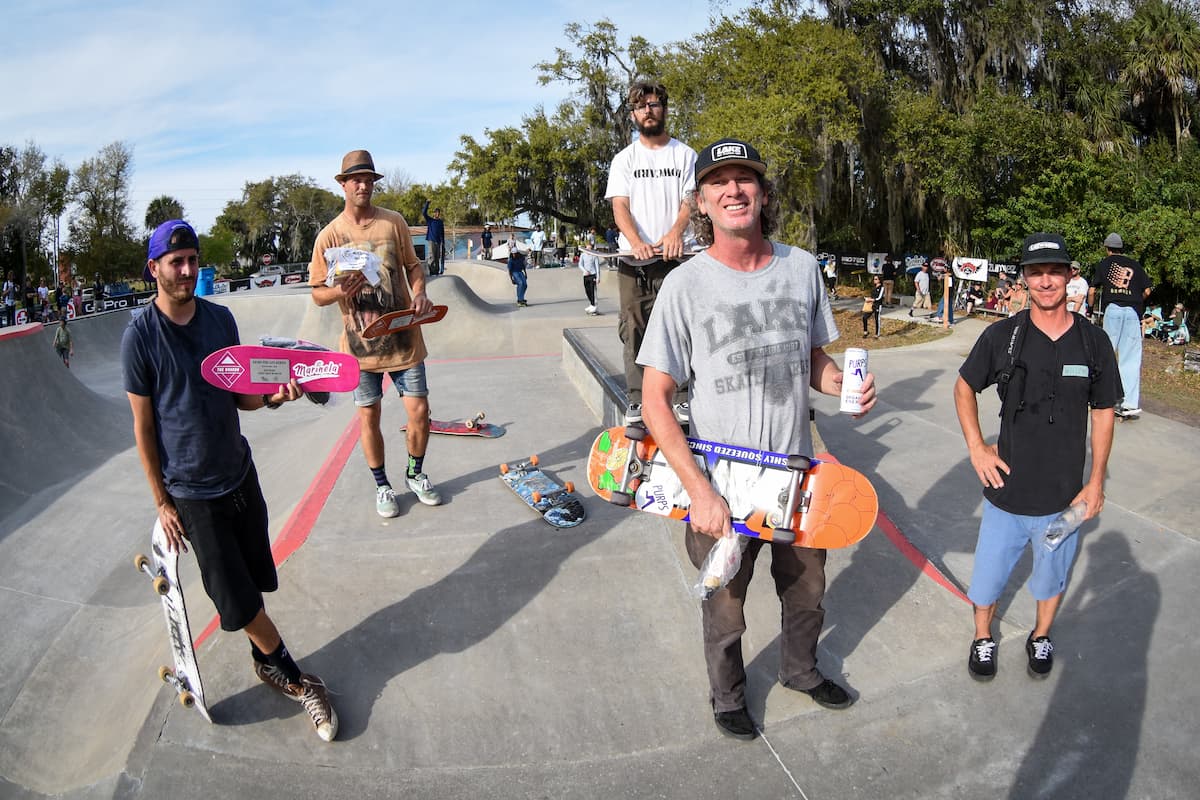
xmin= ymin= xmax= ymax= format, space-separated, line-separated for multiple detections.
xmin=359 ymin=305 xmax=449 ymax=339
xmin=201 ymin=344 xmax=360 ymax=394
xmin=587 ymin=426 xmax=878 ymax=549
xmin=134 ymin=521 xmax=212 ymax=721
xmin=400 ymin=412 xmax=506 ymax=438
xmin=500 ymin=455 xmax=585 ymax=528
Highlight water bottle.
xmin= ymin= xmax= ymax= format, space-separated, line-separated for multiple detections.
xmin=1044 ymin=502 xmax=1087 ymax=551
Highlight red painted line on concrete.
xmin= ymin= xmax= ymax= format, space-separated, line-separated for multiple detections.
xmin=194 ymin=414 xmax=362 ymax=648
xmin=820 ymin=452 xmax=970 ymax=604
xmin=0 ymin=322 xmax=44 ymax=341
xmin=874 ymin=510 xmax=971 ymax=604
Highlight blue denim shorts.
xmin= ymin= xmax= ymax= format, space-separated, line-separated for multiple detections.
xmin=967 ymin=498 xmax=1080 ymax=605
xmin=354 ymin=362 xmax=429 ymax=406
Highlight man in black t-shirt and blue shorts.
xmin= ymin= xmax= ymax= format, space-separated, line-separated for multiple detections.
xmin=954 ymin=232 xmax=1120 ymax=683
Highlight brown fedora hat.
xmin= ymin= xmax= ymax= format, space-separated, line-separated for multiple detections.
xmin=335 ymin=149 xmax=384 ymax=182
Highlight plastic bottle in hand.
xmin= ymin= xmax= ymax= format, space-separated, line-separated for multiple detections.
xmin=1044 ymin=502 xmax=1087 ymax=552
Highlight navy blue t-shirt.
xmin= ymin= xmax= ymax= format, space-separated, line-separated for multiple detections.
xmin=959 ymin=313 xmax=1120 ymax=515
xmin=121 ymin=299 xmax=252 ymax=500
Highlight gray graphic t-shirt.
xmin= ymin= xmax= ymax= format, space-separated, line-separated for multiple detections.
xmin=637 ymin=243 xmax=838 ymax=456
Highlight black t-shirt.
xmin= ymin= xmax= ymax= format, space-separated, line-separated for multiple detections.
xmin=882 ymin=261 xmax=897 ymax=280
xmin=1091 ymin=254 xmax=1151 ymax=317
xmin=121 ymin=299 xmax=252 ymax=499
xmin=959 ymin=313 xmax=1121 ymax=515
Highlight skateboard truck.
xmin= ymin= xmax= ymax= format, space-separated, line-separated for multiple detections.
xmin=605 ymin=425 xmax=647 ymax=507
xmin=763 ymin=455 xmax=814 ymax=545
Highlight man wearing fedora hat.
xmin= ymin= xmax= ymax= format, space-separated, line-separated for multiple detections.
xmin=310 ymin=150 xmax=442 ymax=517
xmin=1088 ymin=232 xmax=1152 ymax=416
xmin=637 ymin=138 xmax=878 ymax=740
xmin=956 ymin=232 xmax=1119 ymax=683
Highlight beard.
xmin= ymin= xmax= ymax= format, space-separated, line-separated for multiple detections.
xmin=635 ymin=116 xmax=666 ymax=138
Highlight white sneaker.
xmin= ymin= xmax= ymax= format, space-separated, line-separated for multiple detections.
xmin=624 ymin=403 xmax=643 ymax=424
xmin=376 ymin=485 xmax=399 ymax=518
xmin=585 ymin=305 xmax=597 ymax=315
xmin=406 ymin=473 xmax=443 ymax=506
xmin=673 ymin=402 xmax=690 ymax=424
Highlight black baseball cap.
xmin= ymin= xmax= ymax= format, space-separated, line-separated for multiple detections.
xmin=695 ymin=138 xmax=767 ymax=184
xmin=1018 ymin=232 xmax=1072 ymax=266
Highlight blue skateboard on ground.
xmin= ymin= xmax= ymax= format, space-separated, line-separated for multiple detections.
xmin=499 ymin=456 xmax=585 ymax=528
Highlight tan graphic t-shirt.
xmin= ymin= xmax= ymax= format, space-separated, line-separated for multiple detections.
xmin=309 ymin=208 xmax=427 ymax=372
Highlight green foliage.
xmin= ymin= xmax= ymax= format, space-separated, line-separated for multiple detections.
xmin=215 ymin=176 xmax=341 ymax=265
xmin=144 ymin=195 xmax=185 ymax=231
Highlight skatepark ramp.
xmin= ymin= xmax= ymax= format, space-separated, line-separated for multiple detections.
xmin=0 ymin=324 xmax=131 ymax=519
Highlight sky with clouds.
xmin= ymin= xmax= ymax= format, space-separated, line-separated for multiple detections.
xmin=1 ymin=0 xmax=750 ymax=238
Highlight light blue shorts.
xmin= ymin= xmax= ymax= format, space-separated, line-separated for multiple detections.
xmin=966 ymin=498 xmax=1080 ymax=606
xmin=354 ymin=363 xmax=429 ymax=406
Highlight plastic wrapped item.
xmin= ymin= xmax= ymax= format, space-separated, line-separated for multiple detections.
xmin=1043 ymin=502 xmax=1087 ymax=551
xmin=323 ymin=247 xmax=382 ymax=287
xmin=691 ymin=534 xmax=749 ymax=600
xmin=257 ymin=336 xmax=336 ymax=406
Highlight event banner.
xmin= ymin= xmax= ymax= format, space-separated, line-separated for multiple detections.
xmin=951 ymin=257 xmax=989 ymax=283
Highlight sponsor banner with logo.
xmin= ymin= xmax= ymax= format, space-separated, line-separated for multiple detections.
xmin=281 ymin=273 xmax=306 ymax=285
xmin=905 ymin=254 xmax=929 ymax=275
xmin=251 ymin=275 xmax=282 ymax=290
xmin=213 ymin=280 xmax=231 ymax=294
xmin=838 ymin=253 xmax=867 ymax=272
xmin=82 ymin=291 xmax=156 ymax=315
xmin=992 ymin=262 xmax=1018 ymax=276
xmin=15 ymin=308 xmax=28 ymax=325
xmin=230 ymin=278 xmax=251 ymax=293
xmin=952 ymin=257 xmax=989 ymax=283
xmin=867 ymin=253 xmax=888 ymax=275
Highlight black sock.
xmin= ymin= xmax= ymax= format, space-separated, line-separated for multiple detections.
xmin=407 ymin=454 xmax=425 ymax=479
xmin=266 ymin=640 xmax=302 ymax=684
xmin=371 ymin=465 xmax=390 ymax=487
xmin=250 ymin=641 xmax=269 ymax=665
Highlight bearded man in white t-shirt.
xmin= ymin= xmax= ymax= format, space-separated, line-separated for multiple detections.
xmin=604 ymin=80 xmax=697 ymax=423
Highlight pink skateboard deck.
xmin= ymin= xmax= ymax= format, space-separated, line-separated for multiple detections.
xmin=201 ymin=345 xmax=360 ymax=394
xmin=359 ymin=305 xmax=449 ymax=339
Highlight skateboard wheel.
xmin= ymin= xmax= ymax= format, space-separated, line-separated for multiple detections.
xmin=608 ymin=492 xmax=633 ymax=507
xmin=529 ymin=454 xmax=539 ymax=467
xmin=179 ymin=691 xmax=195 ymax=709
xmin=500 ymin=463 xmax=509 ymax=475
xmin=773 ymin=527 xmax=797 ymax=545
xmin=786 ymin=454 xmax=813 ymax=471
xmin=158 ymin=665 xmax=174 ymax=683
xmin=564 ymin=481 xmax=575 ymax=494
xmin=134 ymin=554 xmax=149 ymax=572
xmin=532 ymin=491 xmax=543 ymax=504
xmin=624 ymin=425 xmax=646 ymax=441
xmin=476 ymin=411 xmax=486 ymax=421
xmin=153 ymin=577 xmax=170 ymax=596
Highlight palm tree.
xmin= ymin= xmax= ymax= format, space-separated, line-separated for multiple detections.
xmin=145 ymin=195 xmax=185 ymax=231
xmin=1123 ymin=0 xmax=1200 ymax=160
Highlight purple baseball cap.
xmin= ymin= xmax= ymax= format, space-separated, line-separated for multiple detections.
xmin=145 ymin=219 xmax=199 ymax=280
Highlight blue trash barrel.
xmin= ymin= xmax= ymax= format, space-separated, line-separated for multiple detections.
xmin=197 ymin=267 xmax=216 ymax=296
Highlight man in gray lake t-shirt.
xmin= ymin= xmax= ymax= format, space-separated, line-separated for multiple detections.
xmin=636 ymin=138 xmax=878 ymax=742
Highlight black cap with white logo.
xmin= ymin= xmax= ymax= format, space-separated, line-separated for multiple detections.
xmin=1018 ymin=232 xmax=1072 ymax=266
xmin=695 ymin=138 xmax=767 ymax=183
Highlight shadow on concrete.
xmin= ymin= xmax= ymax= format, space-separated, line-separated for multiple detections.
xmin=209 ymin=430 xmax=614 ymax=739
xmin=1006 ymin=531 xmax=1156 ymax=799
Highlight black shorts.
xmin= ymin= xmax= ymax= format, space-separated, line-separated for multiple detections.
xmin=172 ymin=464 xmax=277 ymax=632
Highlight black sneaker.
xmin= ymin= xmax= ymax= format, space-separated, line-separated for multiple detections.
xmin=1026 ymin=633 xmax=1054 ymax=679
xmin=968 ymin=637 xmax=997 ymax=681
xmin=713 ymin=706 xmax=757 ymax=740
xmin=790 ymin=678 xmax=854 ymax=709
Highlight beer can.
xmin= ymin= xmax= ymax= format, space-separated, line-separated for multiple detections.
xmin=840 ymin=348 xmax=869 ymax=414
